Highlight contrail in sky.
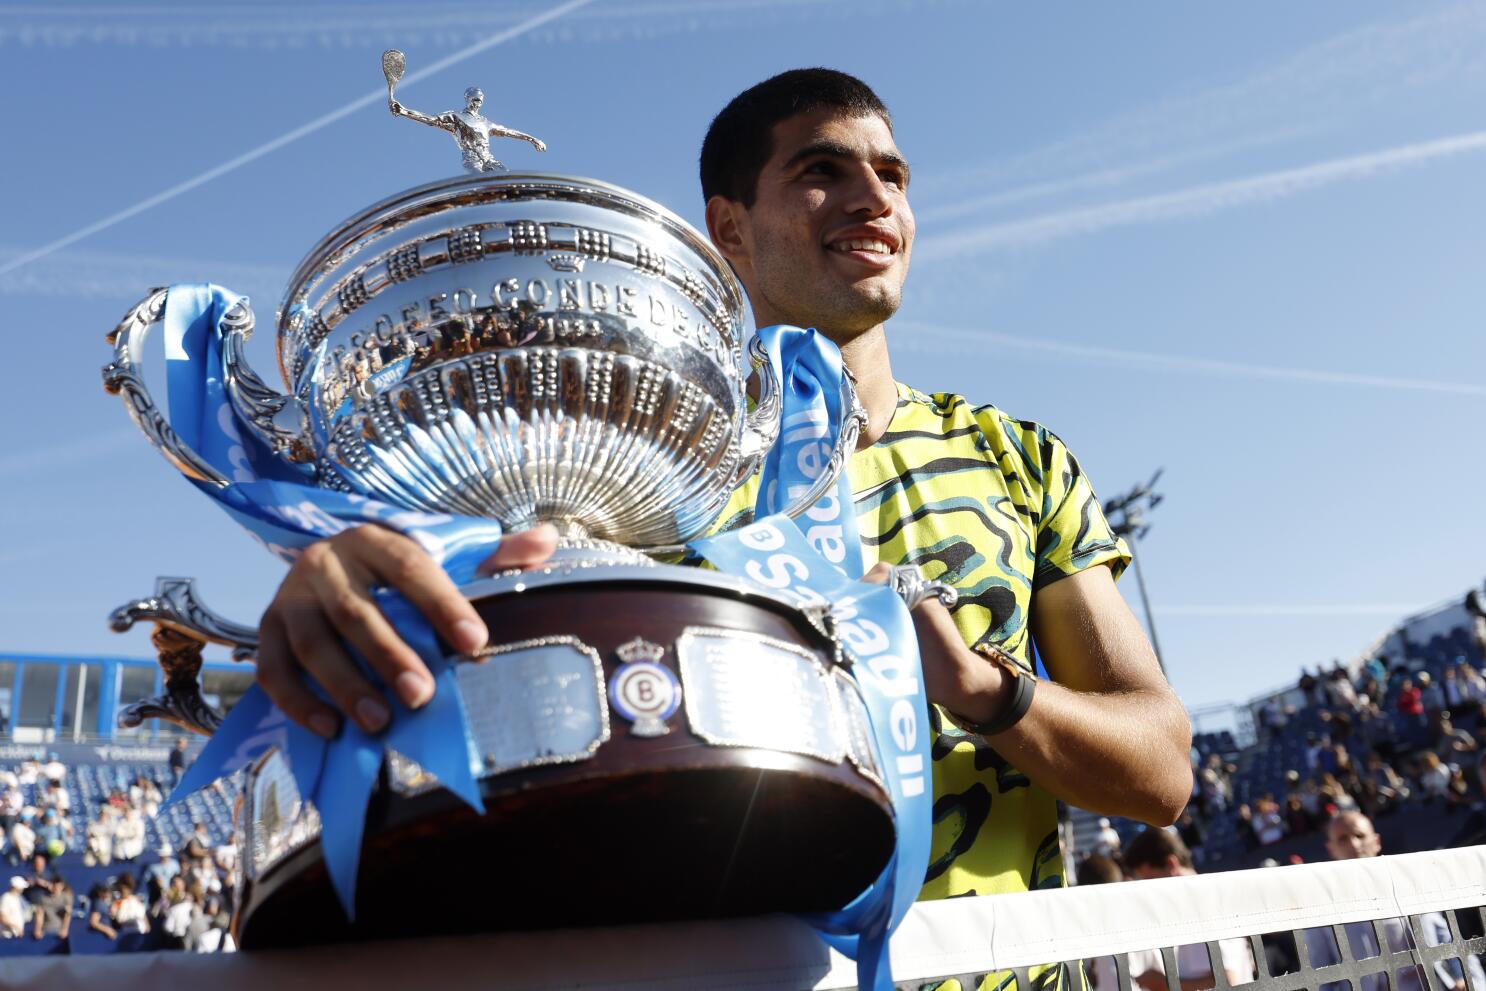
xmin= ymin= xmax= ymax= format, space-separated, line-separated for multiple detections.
xmin=892 ymin=321 xmax=1486 ymax=398
xmin=914 ymin=129 xmax=1486 ymax=261
xmin=0 ymin=0 xmax=596 ymax=279
xmin=1154 ymin=604 xmax=1430 ymax=618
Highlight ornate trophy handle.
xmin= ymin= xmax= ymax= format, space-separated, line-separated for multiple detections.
xmin=638 ymin=339 xmax=868 ymax=557
xmin=110 ymin=577 xmax=260 ymax=737
xmin=219 ymin=302 xmax=315 ymax=463
xmin=731 ymin=334 xmax=784 ymax=488
xmin=103 ymin=288 xmax=231 ymax=487
xmin=103 ymin=287 xmax=312 ymax=482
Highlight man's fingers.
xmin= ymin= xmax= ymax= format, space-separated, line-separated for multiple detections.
xmin=285 ymin=610 xmax=391 ymax=735
xmin=254 ymin=617 xmax=340 ymax=740
xmin=359 ymin=525 xmax=488 ymax=657
xmin=305 ymin=554 xmax=436 ymax=710
xmin=480 ymin=523 xmax=560 ymax=574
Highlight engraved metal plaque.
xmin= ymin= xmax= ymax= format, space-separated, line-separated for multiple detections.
xmin=247 ymin=750 xmax=322 ymax=880
xmin=459 ymin=636 xmax=609 ymax=777
xmin=676 ymin=627 xmax=845 ymax=763
xmin=832 ymin=668 xmax=885 ymax=792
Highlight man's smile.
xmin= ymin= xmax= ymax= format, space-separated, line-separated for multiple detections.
xmin=824 ymin=224 xmax=901 ymax=270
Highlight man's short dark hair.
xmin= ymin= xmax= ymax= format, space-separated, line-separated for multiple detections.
xmin=1123 ymin=826 xmax=1193 ymax=872
xmin=700 ymin=68 xmax=892 ymax=207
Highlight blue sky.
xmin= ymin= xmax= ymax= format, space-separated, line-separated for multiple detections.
xmin=0 ymin=1 xmax=1482 ymax=713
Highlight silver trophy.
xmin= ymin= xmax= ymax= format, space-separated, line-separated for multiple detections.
xmin=103 ymin=52 xmax=951 ymax=946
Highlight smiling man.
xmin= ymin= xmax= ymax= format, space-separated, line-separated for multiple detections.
xmin=699 ymin=69 xmax=1191 ymax=906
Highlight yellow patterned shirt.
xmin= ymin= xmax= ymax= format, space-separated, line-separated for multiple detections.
xmin=710 ymin=382 xmax=1129 ymax=904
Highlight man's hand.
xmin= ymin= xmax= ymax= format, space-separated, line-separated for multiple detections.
xmin=255 ymin=524 xmax=558 ymax=739
xmin=862 ymin=562 xmax=1008 ymax=721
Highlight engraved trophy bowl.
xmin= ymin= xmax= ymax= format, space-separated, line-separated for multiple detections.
xmin=251 ymin=172 xmax=794 ymax=552
xmin=100 ymin=59 xmax=938 ymax=946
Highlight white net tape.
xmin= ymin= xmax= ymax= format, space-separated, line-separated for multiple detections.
xmin=4 ymin=846 xmax=1484 ymax=991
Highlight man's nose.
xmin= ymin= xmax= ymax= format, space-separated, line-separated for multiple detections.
xmin=844 ymin=166 xmax=894 ymax=217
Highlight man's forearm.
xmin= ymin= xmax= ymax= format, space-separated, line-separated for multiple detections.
xmin=983 ymin=678 xmax=1191 ymax=824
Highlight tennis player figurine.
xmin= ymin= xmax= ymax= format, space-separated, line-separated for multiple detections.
xmin=382 ymin=49 xmax=547 ymax=173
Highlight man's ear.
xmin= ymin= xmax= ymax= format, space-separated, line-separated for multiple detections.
xmin=705 ymin=195 xmax=749 ymax=269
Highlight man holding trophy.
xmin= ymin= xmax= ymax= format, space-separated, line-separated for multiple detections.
xmin=250 ymin=67 xmax=1192 ymax=905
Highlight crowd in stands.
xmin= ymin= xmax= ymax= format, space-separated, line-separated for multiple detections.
xmin=1085 ymin=618 xmax=1486 ymax=871
xmin=0 ymin=738 xmax=241 ymax=955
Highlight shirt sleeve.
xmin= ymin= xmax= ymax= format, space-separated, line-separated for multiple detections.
xmin=1031 ymin=427 xmax=1130 ymax=589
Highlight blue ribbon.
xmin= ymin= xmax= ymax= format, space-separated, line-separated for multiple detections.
xmin=688 ymin=325 xmax=932 ymax=991
xmin=156 ymin=284 xmax=498 ymax=916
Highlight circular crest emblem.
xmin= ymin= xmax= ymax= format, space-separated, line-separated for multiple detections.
xmin=609 ymin=661 xmax=681 ymax=737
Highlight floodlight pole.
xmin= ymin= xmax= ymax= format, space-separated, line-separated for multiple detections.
xmin=1103 ymin=470 xmax=1167 ymax=676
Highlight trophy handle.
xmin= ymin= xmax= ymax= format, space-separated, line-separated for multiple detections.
xmin=721 ymin=345 xmax=868 ymax=531
xmin=640 ymin=341 xmax=868 ymax=556
xmin=730 ymin=334 xmax=784 ymax=488
xmin=220 ymin=301 xmax=316 ymax=463
xmin=110 ymin=577 xmax=260 ymax=737
xmin=103 ymin=288 xmax=231 ymax=487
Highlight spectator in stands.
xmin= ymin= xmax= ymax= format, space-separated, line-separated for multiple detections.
xmin=1467 ymin=590 xmax=1486 ymax=663
xmin=190 ymin=894 xmax=230 ymax=953
xmin=1299 ymin=669 xmax=1320 ymax=708
xmin=111 ymin=874 xmax=149 ymax=936
xmin=1437 ymin=715 xmax=1477 ymax=763
xmin=28 ymin=869 xmax=70 ymax=941
xmin=1313 ymin=811 xmax=1484 ymax=991
xmin=41 ymin=779 xmax=69 ymax=820
xmin=1123 ymin=827 xmax=1257 ymax=988
xmin=169 ymin=738 xmax=190 ymax=788
xmin=84 ymin=804 xmax=114 ymax=867
xmin=1447 ymin=752 xmax=1486 ymax=846
xmin=137 ymin=777 xmax=162 ymax=819
xmin=161 ymin=881 xmax=196 ymax=949
xmin=0 ymin=774 xmax=20 ymax=836
xmin=1317 ymin=772 xmax=1359 ymax=815
xmin=1419 ymin=752 xmax=1456 ymax=804
xmin=0 ymin=877 xmax=27 ymax=938
xmin=1398 ymin=678 xmax=1424 ymax=719
xmin=1457 ymin=660 xmax=1486 ymax=704
xmin=184 ymin=822 xmax=212 ymax=862
xmin=188 ymin=856 xmax=221 ymax=896
xmin=8 ymin=811 xmax=35 ymax=865
xmin=213 ymin=835 xmax=237 ymax=878
xmin=1419 ymin=672 xmax=1446 ymax=717
xmin=1361 ymin=752 xmax=1409 ymax=815
xmin=16 ymin=761 xmax=37 ymax=789
xmin=142 ymin=842 xmax=180 ymax=906
xmin=1325 ymin=667 xmax=1360 ymax=712
xmin=35 ymin=808 xmax=69 ymax=860
xmin=41 ymin=754 xmax=64 ymax=785
xmin=85 ymin=882 xmax=117 ymax=941
xmin=113 ymin=806 xmax=146 ymax=862
xmin=1253 ymin=795 xmax=1285 ymax=845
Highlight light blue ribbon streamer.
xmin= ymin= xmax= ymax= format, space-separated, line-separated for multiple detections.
xmin=156 ymin=284 xmax=498 ymax=916
xmin=753 ymin=325 xmax=864 ymax=579
xmin=690 ymin=325 xmax=932 ymax=991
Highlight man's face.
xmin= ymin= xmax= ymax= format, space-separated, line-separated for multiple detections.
xmin=1326 ymin=814 xmax=1381 ymax=860
xmin=712 ymin=108 xmax=914 ymax=339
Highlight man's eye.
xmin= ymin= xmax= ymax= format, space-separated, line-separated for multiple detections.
xmin=804 ymin=161 xmax=836 ymax=176
xmin=878 ymin=170 xmax=905 ymax=188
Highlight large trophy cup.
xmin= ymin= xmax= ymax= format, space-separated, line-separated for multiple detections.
xmin=104 ymin=53 xmax=945 ymax=949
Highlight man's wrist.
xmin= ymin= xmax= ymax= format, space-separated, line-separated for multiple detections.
xmin=944 ymin=644 xmax=1036 ymax=736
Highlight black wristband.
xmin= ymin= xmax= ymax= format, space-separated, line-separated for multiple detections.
xmin=946 ymin=647 xmax=1036 ymax=736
